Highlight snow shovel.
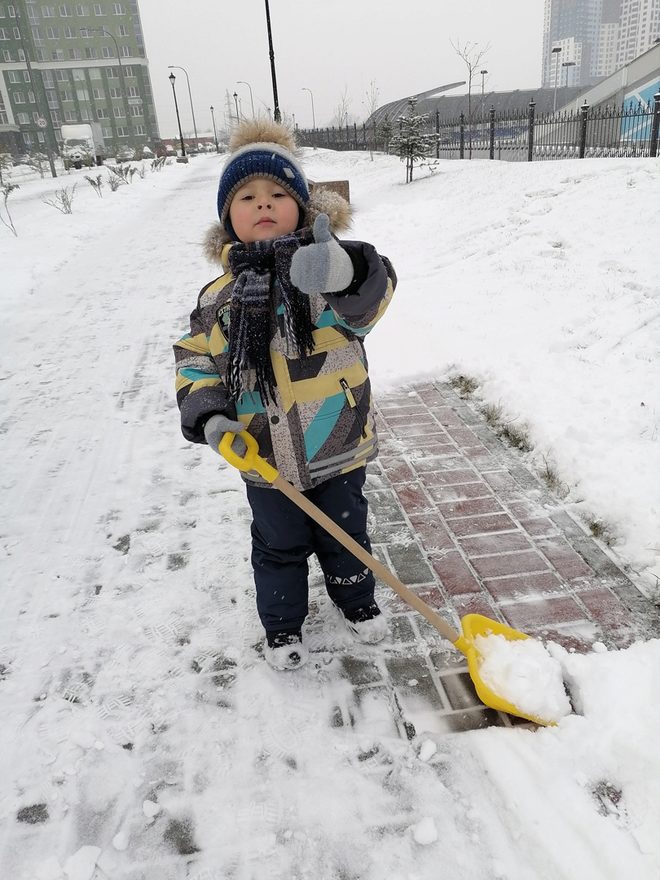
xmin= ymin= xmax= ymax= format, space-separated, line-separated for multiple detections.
xmin=219 ymin=431 xmax=553 ymax=726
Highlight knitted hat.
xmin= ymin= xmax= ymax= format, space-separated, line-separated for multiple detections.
xmin=217 ymin=120 xmax=310 ymax=240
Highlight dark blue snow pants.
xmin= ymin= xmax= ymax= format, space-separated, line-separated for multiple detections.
xmin=245 ymin=467 xmax=376 ymax=635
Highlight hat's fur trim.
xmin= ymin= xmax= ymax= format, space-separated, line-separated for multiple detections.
xmin=203 ymin=189 xmax=352 ymax=264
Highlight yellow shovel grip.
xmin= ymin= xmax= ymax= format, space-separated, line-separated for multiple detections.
xmin=219 ymin=431 xmax=279 ymax=483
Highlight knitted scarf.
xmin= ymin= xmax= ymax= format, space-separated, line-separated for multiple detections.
xmin=226 ymin=227 xmax=315 ymax=405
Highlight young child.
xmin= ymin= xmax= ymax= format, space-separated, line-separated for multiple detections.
xmin=174 ymin=120 xmax=396 ymax=670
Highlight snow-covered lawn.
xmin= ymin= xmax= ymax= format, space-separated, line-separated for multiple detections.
xmin=2 ymin=151 xmax=659 ymax=879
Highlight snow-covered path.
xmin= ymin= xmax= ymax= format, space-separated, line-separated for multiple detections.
xmin=2 ymin=153 xmax=660 ymax=879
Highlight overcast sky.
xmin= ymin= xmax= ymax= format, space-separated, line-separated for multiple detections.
xmin=139 ymin=0 xmax=544 ymax=140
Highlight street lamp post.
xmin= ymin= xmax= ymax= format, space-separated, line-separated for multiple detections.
xmin=210 ymin=105 xmax=219 ymax=152
xmin=88 ymin=26 xmax=132 ymax=143
xmin=552 ymin=46 xmax=562 ymax=112
xmin=302 ymin=87 xmax=316 ymax=130
xmin=236 ymin=81 xmax=255 ymax=118
xmin=232 ymin=91 xmax=240 ymax=123
xmin=168 ymin=65 xmax=198 ymax=146
xmin=263 ymin=0 xmax=281 ymax=123
xmin=562 ymin=60 xmax=576 ymax=88
xmin=168 ymin=73 xmax=187 ymax=160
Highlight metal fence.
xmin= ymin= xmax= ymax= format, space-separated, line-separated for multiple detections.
xmin=296 ymin=93 xmax=660 ymax=161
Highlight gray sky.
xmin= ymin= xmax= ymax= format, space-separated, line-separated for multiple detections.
xmin=139 ymin=0 xmax=544 ymax=140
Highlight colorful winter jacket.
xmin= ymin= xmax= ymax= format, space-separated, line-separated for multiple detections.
xmin=174 ymin=239 xmax=396 ymax=491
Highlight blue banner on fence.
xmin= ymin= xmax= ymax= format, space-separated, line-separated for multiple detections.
xmin=622 ymin=77 xmax=660 ymax=141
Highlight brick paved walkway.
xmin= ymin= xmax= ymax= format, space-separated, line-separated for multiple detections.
xmin=334 ymin=381 xmax=660 ymax=737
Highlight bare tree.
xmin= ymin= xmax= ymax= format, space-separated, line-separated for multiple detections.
xmin=450 ymin=38 xmax=490 ymax=158
xmin=363 ymin=80 xmax=380 ymax=159
xmin=331 ymin=86 xmax=352 ymax=130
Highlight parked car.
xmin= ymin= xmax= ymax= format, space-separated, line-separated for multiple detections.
xmin=116 ymin=146 xmax=136 ymax=163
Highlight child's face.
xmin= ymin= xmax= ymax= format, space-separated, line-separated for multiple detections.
xmin=229 ymin=177 xmax=300 ymax=243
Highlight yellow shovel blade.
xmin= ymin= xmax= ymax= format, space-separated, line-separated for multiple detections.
xmin=459 ymin=614 xmax=555 ymax=726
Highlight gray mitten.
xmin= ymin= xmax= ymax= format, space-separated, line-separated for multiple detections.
xmin=204 ymin=413 xmax=246 ymax=456
xmin=290 ymin=213 xmax=354 ymax=295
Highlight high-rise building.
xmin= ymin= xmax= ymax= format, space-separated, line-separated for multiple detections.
xmin=542 ymin=0 xmax=603 ymax=88
xmin=543 ymin=0 xmax=660 ymax=89
xmin=0 ymin=0 xmax=160 ymax=156
xmin=616 ymin=0 xmax=660 ymax=67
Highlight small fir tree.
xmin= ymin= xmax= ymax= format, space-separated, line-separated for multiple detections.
xmin=389 ymin=97 xmax=437 ymax=183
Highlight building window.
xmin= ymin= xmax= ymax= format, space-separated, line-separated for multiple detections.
xmin=75 ymin=5 xmax=89 ymax=14
xmin=27 ymin=6 xmax=38 ymax=21
xmin=34 ymin=47 xmax=45 ymax=60
xmin=23 ymin=132 xmax=34 ymax=146
xmin=12 ymin=24 xmax=19 ymax=37
xmin=84 ymin=46 xmax=96 ymax=58
xmin=123 ymin=65 xmax=133 ymax=76
xmin=2 ymin=49 xmax=11 ymax=61
xmin=102 ymin=125 xmax=112 ymax=138
xmin=127 ymin=86 xmax=138 ymax=97
xmin=13 ymin=90 xmax=25 ymax=103
xmin=92 ymin=87 xmax=103 ymax=99
xmin=31 ymin=25 xmax=42 ymax=40
xmin=101 ymin=45 xmax=112 ymax=57
xmin=112 ymin=3 xmax=124 ymax=13
xmin=120 ymin=44 xmax=129 ymax=57
xmin=69 ymin=48 xmax=81 ymax=59
xmin=89 ymin=67 xmax=101 ymax=79
xmin=59 ymin=4 xmax=71 ymax=15
xmin=108 ymin=86 xmax=120 ymax=97
xmin=8 ymin=3 xmax=16 ymax=14
xmin=55 ymin=69 xmax=68 ymax=81
xmin=51 ymin=110 xmax=61 ymax=124
xmin=51 ymin=48 xmax=64 ymax=60
xmin=80 ymin=106 xmax=90 ymax=120
xmin=42 ymin=70 xmax=54 ymax=85
xmin=64 ymin=109 xmax=78 ymax=121
xmin=28 ymin=90 xmax=36 ymax=103
xmin=133 ymin=124 xmax=145 ymax=136
xmin=17 ymin=47 xmax=25 ymax=60
xmin=8 ymin=70 xmax=21 ymax=82
xmin=115 ymin=125 xmax=128 ymax=136
xmin=113 ymin=104 xmax=124 ymax=118
xmin=0 ymin=27 xmax=8 ymax=39
xmin=46 ymin=89 xmax=58 ymax=107
xmin=46 ymin=25 xmax=59 ymax=38
xmin=96 ymin=107 xmax=108 ymax=118
xmin=72 ymin=68 xmax=85 ymax=80
xmin=41 ymin=6 xmax=55 ymax=17
xmin=76 ymin=87 xmax=89 ymax=100
xmin=130 ymin=104 xmax=141 ymax=116
xmin=61 ymin=89 xmax=73 ymax=101
xmin=63 ymin=25 xmax=74 ymax=37
xmin=23 ymin=70 xmax=31 ymax=82
xmin=17 ymin=111 xmax=30 ymax=124
xmin=117 ymin=23 xmax=127 ymax=36
xmin=93 ymin=3 xmax=103 ymax=14
xmin=106 ymin=66 xmax=117 ymax=78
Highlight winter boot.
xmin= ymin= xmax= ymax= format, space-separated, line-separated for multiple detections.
xmin=264 ymin=631 xmax=309 ymax=670
xmin=338 ymin=601 xmax=388 ymax=644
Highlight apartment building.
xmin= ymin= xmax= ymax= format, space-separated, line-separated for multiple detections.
xmin=616 ymin=0 xmax=660 ymax=67
xmin=542 ymin=0 xmax=603 ymax=87
xmin=542 ymin=0 xmax=659 ymax=86
xmin=0 ymin=0 xmax=160 ymax=156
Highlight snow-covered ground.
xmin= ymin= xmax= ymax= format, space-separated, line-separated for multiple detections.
xmin=2 ymin=152 xmax=659 ymax=879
